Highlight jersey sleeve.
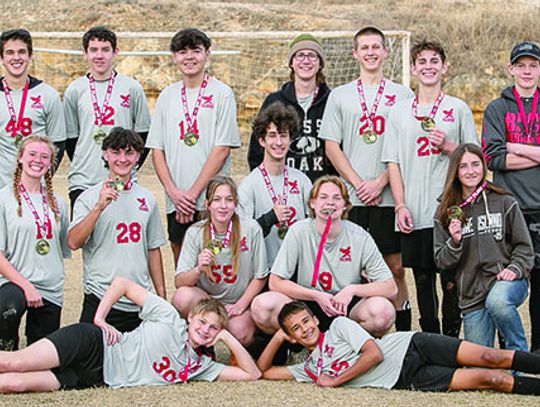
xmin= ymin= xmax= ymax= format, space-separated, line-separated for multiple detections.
xmin=481 ymin=101 xmax=508 ymax=171
xmin=130 ymin=81 xmax=151 ymax=133
xmin=190 ymin=358 xmax=226 ymax=382
xmin=287 ymin=362 xmax=311 ymax=382
xmin=458 ymin=102 xmax=478 ymax=144
xmin=300 ymin=174 xmax=313 ymax=217
xmin=69 ymin=191 xmax=95 ymax=246
xmin=145 ymin=92 xmax=166 ymax=150
xmin=0 ymin=195 xmax=7 ymax=253
xmin=333 ymin=317 xmax=372 ymax=352
xmin=249 ymin=221 xmax=269 ymax=279
xmin=270 ymin=223 xmax=300 ymax=280
xmin=57 ymin=196 xmax=72 ymax=259
xmin=214 ymin=88 xmax=241 ymax=148
xmin=44 ymin=88 xmax=67 ymax=142
xmin=63 ymin=84 xmax=80 ymax=140
xmin=146 ymin=197 xmax=166 ymax=250
xmin=433 ymin=217 xmax=463 ymax=271
xmin=318 ymin=92 xmax=343 ymax=143
xmin=237 ymin=175 xmax=256 ymax=218
xmin=360 ymin=232 xmax=393 ymax=282
xmin=139 ymin=292 xmax=181 ymax=325
xmin=380 ymin=107 xmax=400 ymax=164
xmin=175 ymin=225 xmax=202 ymax=275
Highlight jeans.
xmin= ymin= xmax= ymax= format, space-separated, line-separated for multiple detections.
xmin=463 ymin=279 xmax=529 ymax=351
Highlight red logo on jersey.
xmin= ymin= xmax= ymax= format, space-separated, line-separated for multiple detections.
xmin=137 ymin=197 xmax=149 ymax=212
xmin=384 ymin=95 xmax=396 ymax=106
xmin=30 ymin=95 xmax=43 ymax=109
xmin=120 ymin=94 xmax=131 ymax=108
xmin=240 ymin=237 xmax=248 ymax=252
xmin=202 ymin=95 xmax=214 ymax=108
xmin=340 ymin=247 xmax=351 ymax=262
xmin=443 ymin=108 xmax=455 ymax=122
xmin=324 ymin=344 xmax=335 ymax=357
xmin=289 ymin=180 xmax=300 ymax=194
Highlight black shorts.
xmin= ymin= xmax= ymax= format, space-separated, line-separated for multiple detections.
xmin=166 ymin=211 xmax=201 ymax=244
xmin=348 ymin=206 xmax=400 ymax=255
xmin=68 ymin=189 xmax=85 ymax=219
xmin=400 ymin=228 xmax=436 ymax=269
xmin=393 ymin=332 xmax=462 ymax=392
xmin=49 ymin=323 xmax=105 ymax=390
xmin=304 ymin=296 xmax=362 ymax=332
xmin=80 ymin=293 xmax=141 ymax=333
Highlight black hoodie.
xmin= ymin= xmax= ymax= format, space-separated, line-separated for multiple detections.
xmin=482 ymin=85 xmax=540 ymax=213
xmin=247 ymin=81 xmax=336 ymax=183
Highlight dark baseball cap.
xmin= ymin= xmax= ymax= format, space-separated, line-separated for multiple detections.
xmin=510 ymin=41 xmax=540 ymax=64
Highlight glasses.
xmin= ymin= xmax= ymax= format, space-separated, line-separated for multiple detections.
xmin=294 ymin=52 xmax=319 ymax=62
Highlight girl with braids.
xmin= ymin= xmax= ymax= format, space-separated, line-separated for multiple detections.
xmin=173 ymin=176 xmax=268 ymax=346
xmin=0 ymin=135 xmax=70 ymax=351
xmin=434 ymin=143 xmax=533 ymax=351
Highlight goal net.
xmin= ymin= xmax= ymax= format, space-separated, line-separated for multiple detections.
xmin=29 ymin=31 xmax=411 ymax=176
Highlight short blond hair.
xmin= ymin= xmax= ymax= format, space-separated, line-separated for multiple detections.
xmin=190 ymin=298 xmax=229 ymax=328
xmin=308 ymin=175 xmax=352 ymax=219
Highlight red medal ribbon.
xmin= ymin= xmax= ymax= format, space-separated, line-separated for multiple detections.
xmin=303 ymin=332 xmax=325 ymax=382
xmin=88 ymin=72 xmax=116 ymax=128
xmin=210 ymin=220 xmax=233 ymax=248
xmin=311 ymin=216 xmax=333 ymax=288
xmin=356 ymin=77 xmax=386 ymax=130
xmin=175 ymin=342 xmax=202 ymax=383
xmin=412 ymin=92 xmax=445 ymax=122
xmin=513 ymin=87 xmax=539 ymax=138
xmin=19 ymin=183 xmax=52 ymax=240
xmin=180 ymin=73 xmax=210 ymax=138
xmin=2 ymin=78 xmax=29 ymax=139
xmin=258 ymin=164 xmax=289 ymax=228
xmin=459 ymin=180 xmax=487 ymax=208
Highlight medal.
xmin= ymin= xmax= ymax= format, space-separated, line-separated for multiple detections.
xmin=447 ymin=205 xmax=463 ymax=221
xmin=93 ymin=128 xmax=107 ymax=144
xmin=320 ymin=208 xmax=334 ymax=215
xmin=2 ymin=78 xmax=31 ymax=144
xmin=421 ymin=117 xmax=436 ymax=132
xmin=184 ymin=131 xmax=199 ymax=147
xmin=14 ymin=133 xmax=23 ymax=147
xmin=108 ymin=176 xmax=125 ymax=192
xmin=362 ymin=128 xmax=377 ymax=144
xmin=35 ymin=239 xmax=50 ymax=255
xmin=277 ymin=224 xmax=288 ymax=240
xmin=207 ymin=239 xmax=222 ymax=255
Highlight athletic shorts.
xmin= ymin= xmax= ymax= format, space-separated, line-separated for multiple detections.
xmin=348 ymin=206 xmax=400 ymax=255
xmin=400 ymin=228 xmax=436 ymax=269
xmin=80 ymin=293 xmax=141 ymax=333
xmin=49 ymin=323 xmax=105 ymax=390
xmin=393 ymin=332 xmax=462 ymax=392
xmin=304 ymin=296 xmax=362 ymax=332
xmin=167 ymin=211 xmax=201 ymax=244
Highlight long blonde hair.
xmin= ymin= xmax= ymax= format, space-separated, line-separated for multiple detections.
xmin=12 ymin=135 xmax=59 ymax=221
xmin=201 ymin=176 xmax=241 ymax=275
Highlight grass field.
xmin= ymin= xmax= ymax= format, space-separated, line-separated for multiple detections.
xmin=2 ymin=156 xmax=539 ymax=406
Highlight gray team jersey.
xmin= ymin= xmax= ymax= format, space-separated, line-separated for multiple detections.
xmin=104 ymin=293 xmax=225 ymax=388
xmin=237 ymin=166 xmax=312 ymax=267
xmin=146 ymin=77 xmax=241 ymax=213
xmin=176 ymin=218 xmax=268 ymax=304
xmin=0 ymin=186 xmax=70 ymax=306
xmin=0 ymin=79 xmax=66 ymax=188
xmin=70 ymin=182 xmax=166 ymax=312
xmin=319 ymin=80 xmax=413 ymax=207
xmin=288 ymin=317 xmax=414 ymax=389
xmin=271 ymin=219 xmax=392 ymax=294
xmin=64 ymin=73 xmax=151 ymax=192
xmin=381 ymin=95 xmax=478 ymax=230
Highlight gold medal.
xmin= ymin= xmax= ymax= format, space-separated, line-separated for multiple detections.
xmin=14 ymin=133 xmax=23 ymax=147
xmin=207 ymin=239 xmax=222 ymax=256
xmin=362 ymin=129 xmax=377 ymax=144
xmin=184 ymin=131 xmax=198 ymax=147
xmin=320 ymin=208 xmax=334 ymax=215
xmin=108 ymin=176 xmax=125 ymax=192
xmin=421 ymin=117 xmax=436 ymax=132
xmin=447 ymin=206 xmax=464 ymax=222
xmin=277 ymin=224 xmax=289 ymax=240
xmin=93 ymin=128 xmax=107 ymax=144
xmin=36 ymin=239 xmax=50 ymax=256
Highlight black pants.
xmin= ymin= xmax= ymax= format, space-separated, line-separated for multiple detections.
xmin=80 ymin=293 xmax=142 ymax=333
xmin=524 ymin=213 xmax=540 ymax=352
xmin=69 ymin=189 xmax=85 ymax=219
xmin=0 ymin=282 xmax=61 ymax=350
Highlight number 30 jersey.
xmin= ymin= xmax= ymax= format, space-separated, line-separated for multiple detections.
xmin=70 ymin=182 xmax=165 ymax=311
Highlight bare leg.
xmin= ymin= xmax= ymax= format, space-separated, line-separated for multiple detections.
xmin=384 ymin=252 xmax=408 ymax=309
xmin=0 ymin=371 xmax=60 ymax=393
xmin=171 ymin=242 xmax=182 ymax=268
xmin=227 ymin=309 xmax=257 ymax=346
xmin=250 ymin=292 xmax=292 ymax=335
xmin=448 ymin=368 xmax=513 ymax=393
xmin=349 ymin=296 xmax=395 ymax=337
xmin=0 ymin=338 xmax=60 ymax=373
xmin=172 ymin=286 xmax=209 ymax=319
xmin=455 ymin=340 xmax=514 ymax=369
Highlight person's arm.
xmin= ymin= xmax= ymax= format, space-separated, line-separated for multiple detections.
xmin=506 ymin=142 xmax=540 ymax=164
xmin=387 ymin=162 xmax=413 ymax=233
xmin=317 ymin=339 xmax=383 ymax=388
xmin=504 ymin=200 xmax=535 ymax=279
xmin=187 ymin=146 xmax=231 ymax=199
xmin=216 ymin=329 xmax=261 ymax=381
xmin=325 ymin=140 xmax=363 ymax=191
xmin=136 ymin=131 xmax=150 ymax=168
xmin=226 ymin=277 xmax=267 ymax=318
xmin=52 ymin=141 xmax=65 ymax=172
xmin=0 ymin=252 xmax=42 ymax=307
xmin=433 ymin=218 xmax=464 ymax=271
xmin=148 ymin=248 xmax=166 ymax=299
xmin=257 ymin=329 xmax=295 ymax=380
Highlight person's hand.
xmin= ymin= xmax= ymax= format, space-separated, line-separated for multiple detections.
xmin=94 ymin=318 xmax=122 ymax=346
xmin=331 ymin=286 xmax=353 ymax=316
xmin=497 ymin=268 xmax=517 ymax=281
xmin=448 ymin=218 xmax=462 ymax=243
xmin=197 ymin=248 xmax=215 ymax=269
xmin=168 ymin=186 xmax=196 ymax=215
xmin=396 ymin=206 xmax=413 ymax=234
xmin=96 ymin=179 xmax=119 ymax=210
xmin=356 ymin=179 xmax=384 ymax=206
xmin=22 ymin=283 xmax=43 ymax=308
xmin=315 ymin=292 xmax=341 ymax=317
xmin=316 ymin=374 xmax=338 ymax=387
xmin=225 ymin=302 xmax=247 ymax=318
xmin=273 ymin=195 xmax=291 ymax=224
xmin=427 ymin=128 xmax=446 ymax=149
xmin=175 ymin=210 xmax=194 ymax=224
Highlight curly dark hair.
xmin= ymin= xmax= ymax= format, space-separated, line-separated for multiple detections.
xmin=252 ymin=102 xmax=299 ymax=142
xmin=411 ymin=39 xmax=446 ymax=64
xmin=101 ymin=127 xmax=144 ymax=169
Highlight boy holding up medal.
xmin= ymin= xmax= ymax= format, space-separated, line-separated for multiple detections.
xmin=238 ymin=102 xmax=312 ymax=268
xmin=67 ymin=127 xmax=166 ymax=333
xmin=146 ymin=28 xmax=241 ymax=266
xmin=320 ymin=27 xmax=414 ymax=331
xmin=382 ymin=40 xmax=477 ymax=336
xmin=64 ymin=26 xmax=151 ymax=210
